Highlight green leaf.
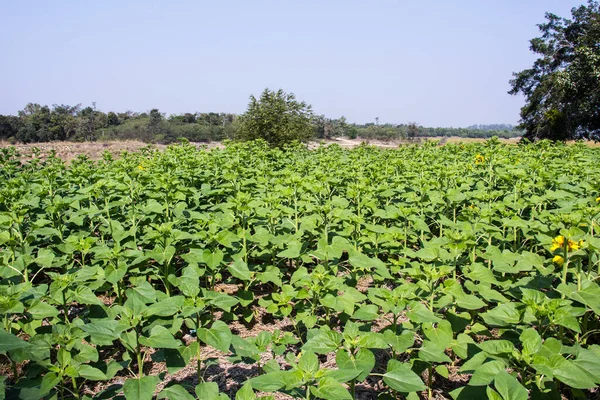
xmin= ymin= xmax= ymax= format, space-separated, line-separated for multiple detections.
xmin=348 ymin=252 xmax=392 ymax=279
xmin=481 ymin=303 xmax=521 ymax=327
xmin=486 ymin=386 xmax=504 ymax=400
xmin=494 ymin=371 xmax=528 ymax=400
xmin=553 ymin=359 xmax=597 ymax=389
xmin=28 ymin=301 xmax=59 ymax=319
xmin=78 ymin=365 xmax=107 ymax=381
xmin=72 ymin=286 xmax=104 ymax=305
xmin=36 ymin=248 xmax=55 ymax=268
xmin=139 ymin=326 xmax=182 ymax=349
xmin=423 ymin=320 xmax=453 ymax=348
xmin=455 ymin=293 xmax=486 ymax=310
xmin=144 ymin=295 xmax=185 ymax=317
xmin=40 ymin=372 xmax=61 ymax=396
xmin=383 ymin=360 xmax=426 ymax=393
xmin=310 ymin=377 xmax=353 ymax=399
xmin=450 ymin=385 xmax=488 ymax=400
xmin=195 ymin=382 xmax=221 ymax=400
xmin=435 ymin=365 xmax=449 ymax=379
xmin=82 ymin=320 xmax=126 ymax=346
xmin=335 ymin=348 xmax=375 ymax=382
xmin=520 ymin=328 xmax=542 ymax=359
xmin=198 ymin=320 xmax=232 ymax=352
xmin=249 ymin=371 xmax=288 ymax=391
xmin=406 ymin=301 xmax=441 ymax=324
xmin=158 ymin=385 xmax=196 ymax=400
xmin=277 ymin=241 xmax=302 ymax=259
xmin=478 ymin=340 xmax=515 ymax=356
xmin=123 ymin=376 xmax=160 ymax=400
xmin=351 ymin=305 xmax=379 ymax=321
xmin=469 ymin=360 xmax=506 ymax=386
xmin=299 ymin=352 xmax=320 ymax=374
xmin=235 ymin=382 xmax=256 ymax=400
xmin=228 ymin=258 xmax=252 ymax=281
xmin=383 ymin=330 xmax=414 ymax=353
xmin=203 ymin=249 xmax=225 ymax=270
xmin=0 ymin=376 xmax=5 ymax=400
xmin=0 ymin=330 xmax=30 ymax=352
xmin=302 ymin=331 xmax=340 ymax=354
xmin=418 ymin=341 xmax=452 ymax=363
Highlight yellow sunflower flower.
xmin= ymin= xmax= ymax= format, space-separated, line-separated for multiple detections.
xmin=596 ymin=196 xmax=600 ymax=202
xmin=475 ymin=154 xmax=485 ymax=164
xmin=550 ymin=235 xmax=565 ymax=252
xmin=553 ymin=255 xmax=564 ymax=266
xmin=567 ymin=239 xmax=580 ymax=251
xmin=137 ymin=164 xmax=144 ymax=170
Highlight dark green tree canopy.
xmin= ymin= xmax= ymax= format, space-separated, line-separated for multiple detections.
xmin=235 ymin=88 xmax=314 ymax=147
xmin=509 ymin=1 xmax=600 ymax=141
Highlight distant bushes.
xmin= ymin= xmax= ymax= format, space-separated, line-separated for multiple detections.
xmin=0 ymin=102 xmax=521 ymax=144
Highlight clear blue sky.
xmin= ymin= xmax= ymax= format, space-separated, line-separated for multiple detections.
xmin=0 ymin=0 xmax=585 ymax=127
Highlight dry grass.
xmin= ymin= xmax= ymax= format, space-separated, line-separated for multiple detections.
xmin=0 ymin=140 xmax=225 ymax=163
xmin=0 ymin=140 xmax=166 ymax=163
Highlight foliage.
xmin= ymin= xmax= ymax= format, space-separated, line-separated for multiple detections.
xmin=235 ymin=89 xmax=314 ymax=147
xmin=0 ymin=140 xmax=599 ymax=399
xmin=509 ymin=1 xmax=600 ymax=141
xmin=0 ymin=103 xmax=236 ymax=144
xmin=0 ymin=101 xmax=520 ymax=144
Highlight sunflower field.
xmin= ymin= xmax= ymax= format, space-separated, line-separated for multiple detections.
xmin=1 ymin=139 xmax=600 ymax=399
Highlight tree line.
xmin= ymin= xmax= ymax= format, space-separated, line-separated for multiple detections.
xmin=0 ymin=101 xmax=520 ymax=144
xmin=0 ymin=104 xmax=237 ymax=144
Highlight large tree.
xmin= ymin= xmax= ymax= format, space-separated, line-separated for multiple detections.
xmin=509 ymin=1 xmax=600 ymax=141
xmin=235 ymin=88 xmax=313 ymax=147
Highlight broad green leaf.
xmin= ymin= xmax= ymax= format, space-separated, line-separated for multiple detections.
xmin=553 ymin=359 xmax=597 ymax=389
xmin=418 ymin=341 xmax=452 ymax=363
xmin=406 ymin=301 xmax=441 ymax=324
xmin=0 ymin=330 xmax=30 ymax=352
xmin=383 ymin=330 xmax=414 ymax=353
xmin=481 ymin=303 xmax=521 ymax=327
xmin=302 ymin=332 xmax=340 ymax=354
xmin=469 ymin=360 xmax=506 ymax=386
xmin=277 ymin=241 xmax=302 ymax=258
xmin=228 ymin=258 xmax=252 ymax=281
xmin=144 ymin=295 xmax=185 ymax=317
xmin=520 ymin=328 xmax=542 ymax=359
xmin=28 ymin=301 xmax=59 ymax=319
xmin=494 ymin=371 xmax=528 ymax=400
xmin=40 ymin=372 xmax=61 ymax=396
xmin=235 ymin=382 xmax=256 ymax=400
xmin=78 ymin=365 xmax=107 ymax=381
xmin=81 ymin=320 xmax=125 ymax=346
xmin=423 ymin=320 xmax=453 ymax=348
xmin=335 ymin=348 xmax=375 ymax=381
xmin=352 ymin=304 xmax=379 ymax=321
xmin=249 ymin=371 xmax=288 ymax=391
xmin=310 ymin=377 xmax=352 ymax=400
xmin=478 ymin=340 xmax=514 ymax=356
xmin=123 ymin=376 xmax=160 ymax=400
xmin=195 ymin=382 xmax=221 ymax=400
xmin=158 ymin=385 xmax=196 ymax=400
xmin=299 ymin=352 xmax=320 ymax=374
xmin=383 ymin=360 xmax=426 ymax=393
xmin=455 ymin=293 xmax=486 ymax=310
xmin=198 ymin=320 xmax=232 ymax=352
xmin=139 ymin=326 xmax=181 ymax=349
